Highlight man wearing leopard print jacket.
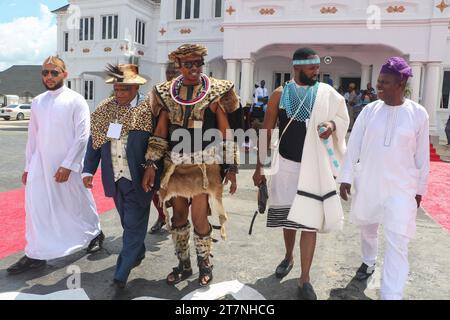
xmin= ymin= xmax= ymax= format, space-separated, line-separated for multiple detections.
xmin=82 ymin=64 xmax=162 ymax=295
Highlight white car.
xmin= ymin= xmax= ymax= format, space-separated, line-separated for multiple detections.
xmin=0 ymin=104 xmax=31 ymax=121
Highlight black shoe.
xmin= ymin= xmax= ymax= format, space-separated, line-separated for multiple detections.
xmin=275 ymin=258 xmax=293 ymax=278
xmin=87 ymin=231 xmax=105 ymax=253
xmin=149 ymin=219 xmax=166 ymax=234
xmin=355 ymin=263 xmax=375 ymax=281
xmin=298 ymin=282 xmax=317 ymax=300
xmin=111 ymin=279 xmax=126 ymax=300
xmin=7 ymin=256 xmax=46 ymax=275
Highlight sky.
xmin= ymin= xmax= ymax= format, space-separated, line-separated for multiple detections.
xmin=0 ymin=0 xmax=68 ymax=71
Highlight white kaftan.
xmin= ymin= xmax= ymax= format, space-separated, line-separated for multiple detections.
xmin=337 ymin=99 xmax=429 ymax=238
xmin=24 ymin=86 xmax=101 ymax=260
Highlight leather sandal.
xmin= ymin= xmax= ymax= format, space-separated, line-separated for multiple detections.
xmin=198 ymin=259 xmax=214 ymax=287
xmin=166 ymin=260 xmax=192 ymax=285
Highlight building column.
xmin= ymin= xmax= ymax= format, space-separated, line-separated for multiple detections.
xmin=240 ymin=59 xmax=253 ymax=107
xmin=360 ymin=65 xmax=371 ymax=90
xmin=226 ymin=59 xmax=238 ymax=86
xmin=371 ymin=64 xmax=382 ymax=88
xmin=203 ymin=62 xmax=210 ymax=77
xmin=74 ymin=78 xmax=82 ymax=95
xmin=160 ymin=63 xmax=167 ymax=82
xmin=423 ymin=62 xmax=441 ymax=140
xmin=409 ymin=62 xmax=423 ymax=103
xmin=249 ymin=60 xmax=255 ymax=104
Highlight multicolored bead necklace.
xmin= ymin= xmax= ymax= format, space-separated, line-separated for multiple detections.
xmin=170 ymin=73 xmax=211 ymax=106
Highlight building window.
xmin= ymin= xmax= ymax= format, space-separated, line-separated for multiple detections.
xmin=67 ymin=80 xmax=72 ymax=89
xmin=442 ymin=71 xmax=450 ymax=109
xmin=274 ymin=72 xmax=291 ymax=89
xmin=176 ymin=0 xmax=200 ymax=20
xmin=63 ymin=32 xmax=69 ymax=52
xmin=135 ymin=19 xmax=146 ymax=45
xmin=102 ymin=15 xmax=118 ymax=40
xmin=84 ymin=80 xmax=94 ymax=101
xmin=79 ymin=17 xmax=94 ymax=41
xmin=214 ymin=0 xmax=223 ymax=18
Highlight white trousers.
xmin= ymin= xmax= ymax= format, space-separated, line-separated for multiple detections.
xmin=360 ymin=224 xmax=411 ymax=300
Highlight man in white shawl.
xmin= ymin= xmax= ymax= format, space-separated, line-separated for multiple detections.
xmin=253 ymin=48 xmax=349 ymax=300
xmin=7 ymin=56 xmax=103 ymax=275
xmin=337 ymin=57 xmax=429 ymax=300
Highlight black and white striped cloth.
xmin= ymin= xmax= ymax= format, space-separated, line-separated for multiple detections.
xmin=267 ymin=207 xmax=315 ymax=230
xmin=267 ymin=155 xmax=316 ymax=231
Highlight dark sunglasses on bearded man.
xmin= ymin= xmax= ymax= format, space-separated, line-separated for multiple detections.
xmin=42 ymin=69 xmax=62 ymax=77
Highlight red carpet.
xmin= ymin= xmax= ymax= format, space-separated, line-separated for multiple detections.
xmin=422 ymin=145 xmax=450 ymax=234
xmin=0 ymin=173 xmax=114 ymax=259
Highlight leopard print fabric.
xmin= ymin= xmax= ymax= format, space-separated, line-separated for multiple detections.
xmin=172 ymin=221 xmax=191 ymax=261
xmin=151 ymin=77 xmax=240 ymax=126
xmin=194 ymin=226 xmax=213 ymax=263
xmin=90 ymin=95 xmax=154 ymax=150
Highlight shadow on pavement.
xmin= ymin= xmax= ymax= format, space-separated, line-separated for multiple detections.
xmin=248 ymin=274 xmax=303 ymax=300
xmin=328 ymin=275 xmax=372 ymax=300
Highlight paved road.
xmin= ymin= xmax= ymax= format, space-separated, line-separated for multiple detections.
xmin=0 ymin=121 xmax=449 ymax=300
xmin=0 ymin=120 xmax=28 ymax=192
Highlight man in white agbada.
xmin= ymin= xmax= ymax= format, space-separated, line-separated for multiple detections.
xmin=7 ymin=56 xmax=104 ymax=275
xmin=253 ymin=48 xmax=349 ymax=300
xmin=337 ymin=57 xmax=430 ymax=300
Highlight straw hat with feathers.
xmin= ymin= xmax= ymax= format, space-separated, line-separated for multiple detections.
xmin=105 ymin=64 xmax=147 ymax=85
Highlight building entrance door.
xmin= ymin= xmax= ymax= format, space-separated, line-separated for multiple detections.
xmin=273 ymin=72 xmax=291 ymax=90
xmin=341 ymin=77 xmax=361 ymax=91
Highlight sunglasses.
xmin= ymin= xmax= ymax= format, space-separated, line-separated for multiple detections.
xmin=181 ymin=60 xmax=205 ymax=69
xmin=42 ymin=70 xmax=62 ymax=77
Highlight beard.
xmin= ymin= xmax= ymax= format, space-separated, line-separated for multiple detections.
xmin=42 ymin=79 xmax=65 ymax=91
xmin=299 ymin=70 xmax=317 ymax=86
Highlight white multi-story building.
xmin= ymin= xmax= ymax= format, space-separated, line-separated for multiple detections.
xmin=53 ymin=0 xmax=450 ymax=142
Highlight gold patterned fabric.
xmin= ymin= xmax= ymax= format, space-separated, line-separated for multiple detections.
xmin=90 ymin=95 xmax=154 ymax=150
xmin=111 ymin=135 xmax=131 ymax=181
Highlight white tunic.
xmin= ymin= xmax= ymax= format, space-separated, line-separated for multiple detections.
xmin=337 ymin=99 xmax=429 ymax=238
xmin=24 ymin=86 xmax=101 ymax=260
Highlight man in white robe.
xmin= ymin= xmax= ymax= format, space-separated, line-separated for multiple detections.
xmin=7 ymin=56 xmax=103 ymax=275
xmin=337 ymin=57 xmax=430 ymax=300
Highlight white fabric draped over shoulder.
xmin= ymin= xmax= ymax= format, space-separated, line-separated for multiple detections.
xmin=287 ymin=83 xmax=350 ymax=233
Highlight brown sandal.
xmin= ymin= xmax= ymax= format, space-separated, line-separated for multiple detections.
xmin=166 ymin=260 xmax=192 ymax=285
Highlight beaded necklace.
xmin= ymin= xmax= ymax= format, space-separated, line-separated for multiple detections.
xmin=281 ymin=81 xmax=319 ymax=122
xmin=170 ymin=73 xmax=211 ymax=106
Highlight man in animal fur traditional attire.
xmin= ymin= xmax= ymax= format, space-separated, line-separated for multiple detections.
xmin=142 ymin=44 xmax=240 ymax=287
